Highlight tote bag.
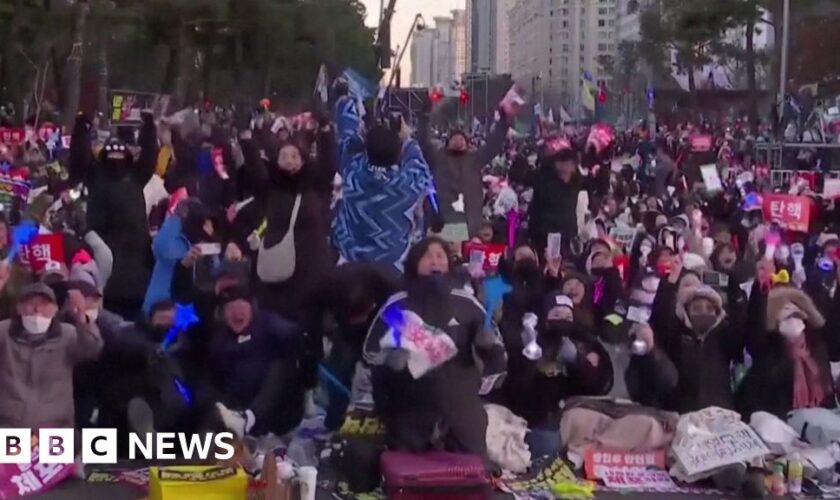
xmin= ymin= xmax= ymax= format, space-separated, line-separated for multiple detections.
xmin=256 ymin=194 xmax=301 ymax=283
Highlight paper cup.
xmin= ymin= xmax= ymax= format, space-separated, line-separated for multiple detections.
xmin=297 ymin=466 xmax=317 ymax=500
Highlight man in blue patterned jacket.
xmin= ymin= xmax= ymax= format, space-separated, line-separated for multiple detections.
xmin=332 ymin=94 xmax=433 ymax=271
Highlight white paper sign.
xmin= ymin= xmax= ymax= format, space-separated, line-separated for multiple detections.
xmin=379 ymin=310 xmax=458 ymax=379
xmin=672 ymin=423 xmax=769 ymax=476
xmin=547 ymin=233 xmax=562 ymax=260
xmin=700 ymin=164 xmax=723 ymax=193
xmin=601 ymin=468 xmax=676 ymax=491
xmin=824 ymin=178 xmax=840 ymax=199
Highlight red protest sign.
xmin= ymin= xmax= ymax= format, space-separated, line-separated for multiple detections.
xmin=0 ymin=435 xmax=75 ymax=498
xmin=0 ymin=128 xmax=25 ymax=146
xmin=462 ymin=242 xmax=506 ymax=271
xmin=689 ymin=134 xmax=712 ymax=152
xmin=762 ymin=194 xmax=815 ymax=233
xmin=584 ymin=448 xmax=666 ymax=480
xmin=19 ymin=234 xmax=65 ymax=272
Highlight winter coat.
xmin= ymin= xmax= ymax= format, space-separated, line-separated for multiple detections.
xmin=364 ymin=286 xmax=508 ymax=457
xmin=200 ymin=308 xmax=304 ymax=435
xmin=528 ymin=168 xmax=586 ymax=255
xmin=418 ymin=115 xmax=509 ymax=237
xmin=69 ymin=115 xmax=157 ymax=308
xmin=737 ymin=286 xmax=839 ymax=418
xmin=651 ymin=280 xmax=744 ymax=413
xmin=332 ymin=97 xmax=432 ymax=271
xmin=0 ymin=318 xmax=102 ymax=428
xmin=143 ymin=215 xmax=191 ymax=313
xmin=239 ymin=126 xmax=335 ymax=321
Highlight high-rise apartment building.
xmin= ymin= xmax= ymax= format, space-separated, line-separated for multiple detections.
xmin=410 ymin=29 xmax=435 ymax=87
xmin=495 ymin=0 xmax=514 ymax=75
xmin=467 ymin=0 xmax=498 ymax=73
xmin=509 ymin=0 xmax=619 ymax=110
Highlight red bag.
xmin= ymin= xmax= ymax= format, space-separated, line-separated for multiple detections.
xmin=381 ymin=452 xmax=491 ymax=500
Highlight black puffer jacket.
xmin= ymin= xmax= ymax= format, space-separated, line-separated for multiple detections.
xmin=69 ymin=114 xmax=157 ymax=312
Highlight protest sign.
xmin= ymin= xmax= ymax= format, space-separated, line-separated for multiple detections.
xmin=700 ymin=164 xmax=723 ymax=193
xmin=601 ymin=468 xmax=676 ymax=490
xmin=0 ymin=175 xmax=30 ymax=219
xmin=587 ymin=123 xmax=614 ymax=154
xmin=689 ymin=134 xmax=712 ymax=152
xmin=109 ymin=90 xmax=171 ymax=125
xmin=824 ymin=178 xmax=840 ymax=199
xmin=19 ymin=234 xmax=65 ymax=272
xmin=462 ymin=242 xmax=506 ymax=271
xmin=0 ymin=128 xmax=25 ymax=146
xmin=379 ymin=309 xmax=458 ymax=379
xmin=762 ymin=194 xmax=814 ymax=232
xmin=672 ymin=423 xmax=769 ymax=476
xmin=584 ymin=448 xmax=666 ymax=480
xmin=0 ymin=435 xmax=75 ymax=498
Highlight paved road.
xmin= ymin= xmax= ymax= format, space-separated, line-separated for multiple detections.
xmin=40 ymin=479 xmax=742 ymax=499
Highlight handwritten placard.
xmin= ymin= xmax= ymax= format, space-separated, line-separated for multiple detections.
xmin=672 ymin=424 xmax=769 ymax=476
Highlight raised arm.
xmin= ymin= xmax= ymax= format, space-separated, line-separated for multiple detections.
xmin=335 ymin=96 xmax=365 ymax=177
xmin=68 ymin=114 xmax=94 ymax=184
xmin=474 ymin=112 xmax=510 ymax=168
xmin=134 ymin=112 xmax=158 ymax=186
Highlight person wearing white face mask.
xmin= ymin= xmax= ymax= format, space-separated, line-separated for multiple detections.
xmin=0 ymin=279 xmax=103 ymax=429
xmin=737 ymin=286 xmax=838 ymax=419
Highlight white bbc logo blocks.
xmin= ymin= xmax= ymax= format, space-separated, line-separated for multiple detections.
xmin=0 ymin=429 xmax=30 ymax=464
xmin=38 ymin=429 xmax=74 ymax=464
xmin=81 ymin=429 xmax=118 ymax=464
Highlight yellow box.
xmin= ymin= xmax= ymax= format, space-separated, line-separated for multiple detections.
xmin=149 ymin=465 xmax=249 ymax=500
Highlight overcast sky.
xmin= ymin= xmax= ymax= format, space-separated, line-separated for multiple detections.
xmin=360 ymin=0 xmax=466 ymax=82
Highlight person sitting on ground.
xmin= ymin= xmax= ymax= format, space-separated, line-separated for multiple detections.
xmin=0 ymin=278 xmax=102 ymax=429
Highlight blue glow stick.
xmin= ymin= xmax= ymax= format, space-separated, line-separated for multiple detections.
xmin=160 ymin=303 xmax=199 ymax=352
xmin=174 ymin=378 xmax=192 ymax=405
xmin=427 ymin=183 xmax=440 ymax=215
xmin=6 ymin=221 xmax=39 ymax=264
xmin=318 ymin=364 xmax=351 ymax=398
xmin=382 ymin=304 xmax=406 ymax=349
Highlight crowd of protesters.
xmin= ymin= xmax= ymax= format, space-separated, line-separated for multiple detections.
xmin=2 ymin=79 xmax=840 ymax=493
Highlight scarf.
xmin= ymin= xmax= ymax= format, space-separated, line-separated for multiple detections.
xmin=788 ymin=336 xmax=828 ymax=409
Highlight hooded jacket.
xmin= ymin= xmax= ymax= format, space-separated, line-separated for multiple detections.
xmin=652 ymin=279 xmax=743 ymax=413
xmin=737 ymin=286 xmax=838 ymax=418
xmin=69 ymin=114 xmax=156 ymax=310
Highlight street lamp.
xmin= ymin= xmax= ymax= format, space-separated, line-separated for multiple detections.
xmin=384 ymin=14 xmax=426 ymax=92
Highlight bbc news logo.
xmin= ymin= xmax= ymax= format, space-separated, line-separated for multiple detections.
xmin=0 ymin=429 xmax=236 ymax=464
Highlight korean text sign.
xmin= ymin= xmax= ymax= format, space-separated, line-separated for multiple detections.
xmin=763 ymin=194 xmax=814 ymax=232
xmin=462 ymin=242 xmax=506 ymax=271
xmin=19 ymin=234 xmax=65 ymax=272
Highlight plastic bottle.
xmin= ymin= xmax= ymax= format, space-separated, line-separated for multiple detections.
xmin=771 ymin=461 xmax=786 ymax=496
xmin=788 ymin=453 xmax=803 ymax=494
